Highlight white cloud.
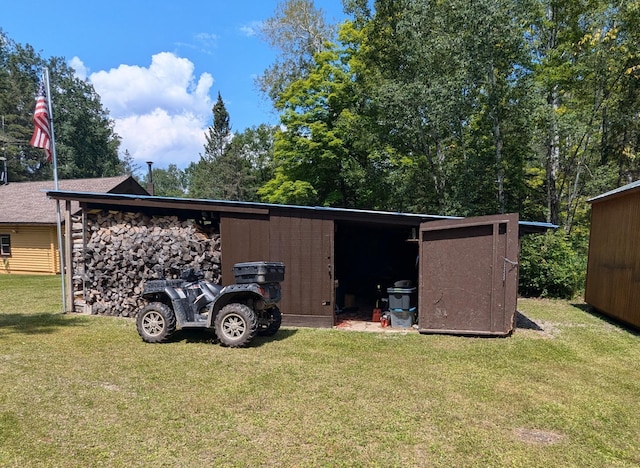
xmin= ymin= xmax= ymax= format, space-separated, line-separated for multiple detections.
xmin=175 ymin=32 xmax=218 ymax=56
xmin=239 ymin=21 xmax=262 ymax=37
xmin=117 ymin=109 xmax=206 ymax=168
xmin=68 ymin=56 xmax=88 ymax=80
xmin=194 ymin=32 xmax=218 ymax=48
xmin=80 ymin=52 xmax=214 ymax=169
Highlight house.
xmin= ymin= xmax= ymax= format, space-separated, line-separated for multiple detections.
xmin=0 ymin=176 xmax=148 ymax=275
xmin=45 ymin=189 xmax=553 ymax=335
xmin=585 ymin=180 xmax=640 ymax=329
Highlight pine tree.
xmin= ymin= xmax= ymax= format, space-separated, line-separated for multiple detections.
xmin=202 ymin=92 xmax=231 ymax=162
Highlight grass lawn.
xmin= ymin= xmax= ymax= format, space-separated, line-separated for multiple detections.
xmin=1 ymin=275 xmax=639 ymax=466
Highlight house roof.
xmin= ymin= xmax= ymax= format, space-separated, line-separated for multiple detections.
xmin=588 ymin=179 xmax=640 ymax=204
xmin=44 ymin=190 xmax=556 ymax=233
xmin=0 ymin=176 xmax=147 ymax=224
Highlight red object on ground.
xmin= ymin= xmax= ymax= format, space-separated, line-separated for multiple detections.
xmin=372 ymin=308 xmax=382 ymax=322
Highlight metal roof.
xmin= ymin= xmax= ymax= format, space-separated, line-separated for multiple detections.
xmin=45 ymin=190 xmax=556 ymax=232
xmin=587 ymin=179 xmax=640 ymax=203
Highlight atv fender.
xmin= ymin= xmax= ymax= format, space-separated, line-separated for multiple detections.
xmin=142 ymin=285 xmax=190 ymax=328
xmin=206 ymin=284 xmax=265 ymax=328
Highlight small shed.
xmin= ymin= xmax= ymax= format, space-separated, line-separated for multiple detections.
xmin=586 ymin=180 xmax=640 ymax=329
xmin=0 ymin=177 xmax=147 ymax=275
xmin=46 ymin=190 xmax=551 ymax=335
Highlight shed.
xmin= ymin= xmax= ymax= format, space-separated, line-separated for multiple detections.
xmin=585 ymin=180 xmax=640 ymax=329
xmin=0 ymin=177 xmax=147 ymax=275
xmin=46 ymin=190 xmax=552 ymax=335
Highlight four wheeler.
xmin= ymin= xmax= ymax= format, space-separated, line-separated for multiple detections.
xmin=136 ymin=261 xmax=285 ymax=347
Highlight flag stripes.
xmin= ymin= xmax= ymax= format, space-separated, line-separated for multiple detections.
xmin=29 ymin=81 xmax=52 ymax=162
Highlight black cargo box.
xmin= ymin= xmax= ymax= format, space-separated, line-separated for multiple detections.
xmin=233 ymin=261 xmax=285 ymax=284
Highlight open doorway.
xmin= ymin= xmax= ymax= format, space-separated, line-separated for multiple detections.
xmin=334 ymin=221 xmax=419 ymax=322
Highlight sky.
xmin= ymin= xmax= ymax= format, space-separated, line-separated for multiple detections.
xmin=3 ymin=0 xmax=347 ymax=171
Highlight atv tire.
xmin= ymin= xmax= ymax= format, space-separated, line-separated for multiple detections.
xmin=137 ymin=302 xmax=177 ymax=343
xmin=258 ymin=306 xmax=282 ymax=337
xmin=214 ymin=303 xmax=258 ymax=348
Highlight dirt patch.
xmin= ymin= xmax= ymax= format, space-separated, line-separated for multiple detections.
xmin=514 ymin=428 xmax=565 ymax=445
xmin=516 ymin=312 xmax=561 ymax=339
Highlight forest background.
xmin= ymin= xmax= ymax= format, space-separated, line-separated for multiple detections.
xmin=2 ymin=0 xmax=640 ymax=299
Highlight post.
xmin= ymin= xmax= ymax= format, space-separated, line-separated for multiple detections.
xmin=43 ymin=67 xmax=66 ymax=313
xmin=0 ymin=156 xmax=7 ymax=185
xmin=146 ymin=161 xmax=154 ymax=195
xmin=1 ymin=116 xmax=7 ymax=185
xmin=65 ymin=200 xmax=74 ymax=312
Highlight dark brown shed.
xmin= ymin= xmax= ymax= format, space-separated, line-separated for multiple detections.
xmin=46 ymin=190 xmax=551 ymax=335
xmin=586 ymin=180 xmax=640 ymax=329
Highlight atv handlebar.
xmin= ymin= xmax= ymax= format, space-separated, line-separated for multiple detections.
xmin=180 ymin=268 xmax=204 ymax=282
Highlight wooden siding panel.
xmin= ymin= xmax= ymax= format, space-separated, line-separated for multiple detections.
xmin=418 ymin=214 xmax=519 ymax=336
xmin=220 ymin=214 xmax=270 ymax=285
xmin=270 ymin=215 xmax=334 ymax=328
xmin=0 ymin=225 xmax=60 ymax=274
xmin=586 ymin=193 xmax=640 ymax=328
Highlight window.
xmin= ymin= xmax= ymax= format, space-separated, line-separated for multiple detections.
xmin=0 ymin=234 xmax=10 ymax=256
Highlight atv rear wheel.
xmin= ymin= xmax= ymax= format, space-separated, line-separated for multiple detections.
xmin=137 ymin=302 xmax=177 ymax=343
xmin=258 ymin=306 xmax=282 ymax=337
xmin=214 ymin=303 xmax=258 ymax=348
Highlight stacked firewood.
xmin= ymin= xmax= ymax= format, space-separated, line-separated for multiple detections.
xmin=74 ymin=210 xmax=221 ymax=317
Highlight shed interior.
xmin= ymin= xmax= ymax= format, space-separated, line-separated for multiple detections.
xmin=334 ymin=221 xmax=419 ymax=319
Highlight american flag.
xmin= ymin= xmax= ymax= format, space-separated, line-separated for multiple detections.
xmin=29 ymin=81 xmax=52 ymax=162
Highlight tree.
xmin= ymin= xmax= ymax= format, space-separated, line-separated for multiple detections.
xmin=525 ymin=0 xmax=640 ymax=230
xmin=0 ymin=34 xmax=53 ymax=181
xmin=118 ymin=149 xmax=139 ymax=177
xmin=50 ymin=56 xmax=122 ymax=179
xmin=257 ymin=0 xmax=336 ymax=104
xmin=345 ymin=0 xmax=536 ymax=215
xmin=0 ymin=31 xmax=123 ymax=181
xmin=146 ymin=164 xmax=188 ymax=197
xmin=261 ymin=0 xmax=536 ymax=214
xmin=190 ymin=92 xmax=232 ymax=198
xmin=230 ymin=124 xmax=277 ymax=200
xmin=189 ymin=92 xmax=276 ymax=201
xmin=202 ymin=92 xmax=231 ymax=162
xmin=260 ymin=46 xmax=354 ymax=206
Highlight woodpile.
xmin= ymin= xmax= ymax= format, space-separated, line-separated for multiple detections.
xmin=72 ymin=210 xmax=221 ymax=317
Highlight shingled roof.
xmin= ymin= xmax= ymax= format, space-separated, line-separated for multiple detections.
xmin=0 ymin=176 xmax=147 ymax=224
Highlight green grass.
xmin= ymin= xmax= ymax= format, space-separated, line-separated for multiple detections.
xmin=1 ymin=275 xmax=639 ymax=466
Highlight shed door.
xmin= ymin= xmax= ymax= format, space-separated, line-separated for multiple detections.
xmin=270 ymin=214 xmax=335 ymax=328
xmin=418 ymin=213 xmax=519 ymax=336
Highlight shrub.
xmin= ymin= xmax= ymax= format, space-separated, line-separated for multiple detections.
xmin=519 ymin=231 xmax=587 ymax=299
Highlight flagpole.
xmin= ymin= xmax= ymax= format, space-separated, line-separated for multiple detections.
xmin=43 ymin=68 xmax=67 ymax=313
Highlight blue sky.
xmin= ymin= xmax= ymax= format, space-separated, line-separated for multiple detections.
xmin=3 ymin=0 xmax=347 ymax=171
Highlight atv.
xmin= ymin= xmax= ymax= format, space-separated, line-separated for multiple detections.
xmin=136 ymin=261 xmax=285 ymax=348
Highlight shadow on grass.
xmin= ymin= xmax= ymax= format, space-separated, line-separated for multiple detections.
xmin=167 ymin=328 xmax=299 ymax=347
xmin=516 ymin=311 xmax=543 ymax=331
xmin=571 ymin=303 xmax=640 ymax=336
xmin=252 ymin=329 xmax=298 ymax=347
xmin=0 ymin=312 xmax=89 ymax=335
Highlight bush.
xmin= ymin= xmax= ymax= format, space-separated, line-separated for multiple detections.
xmin=518 ymin=231 xmax=587 ymax=299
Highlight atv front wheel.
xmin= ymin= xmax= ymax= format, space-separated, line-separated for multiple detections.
xmin=136 ymin=302 xmax=177 ymax=343
xmin=214 ymin=303 xmax=258 ymax=348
